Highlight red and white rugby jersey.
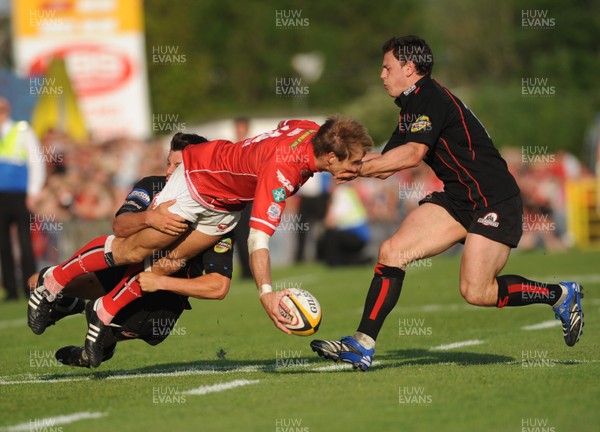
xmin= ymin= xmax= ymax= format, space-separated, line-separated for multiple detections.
xmin=182 ymin=119 xmax=319 ymax=235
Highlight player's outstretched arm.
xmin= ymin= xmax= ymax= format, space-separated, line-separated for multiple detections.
xmin=361 ymin=142 xmax=428 ymax=180
xmin=137 ymin=272 xmax=230 ymax=300
xmin=248 ymin=229 xmax=292 ymax=334
xmin=113 ymin=199 xmax=188 ymax=238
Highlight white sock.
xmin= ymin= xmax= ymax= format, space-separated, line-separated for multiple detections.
xmin=94 ymin=298 xmax=114 ymax=326
xmin=353 ymin=332 xmax=376 ymax=350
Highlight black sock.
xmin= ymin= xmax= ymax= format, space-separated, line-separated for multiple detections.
xmin=356 ymin=263 xmax=405 ymax=340
xmin=496 ymin=275 xmax=564 ymax=308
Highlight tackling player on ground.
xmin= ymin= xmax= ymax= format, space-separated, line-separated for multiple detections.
xmin=311 ymin=36 xmax=584 ymax=371
xmin=29 ymin=133 xmax=236 ymax=367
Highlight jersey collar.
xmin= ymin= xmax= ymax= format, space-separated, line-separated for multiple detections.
xmin=305 ymin=141 xmax=318 ymax=173
xmin=394 ymin=75 xmax=431 ymax=108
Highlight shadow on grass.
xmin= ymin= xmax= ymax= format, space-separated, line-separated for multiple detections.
xmin=14 ymin=348 xmax=516 ymax=382
xmin=273 ymin=348 xmax=515 ymax=375
xmin=373 ymin=348 xmax=515 ymax=369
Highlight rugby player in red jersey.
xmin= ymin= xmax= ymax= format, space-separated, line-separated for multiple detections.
xmin=29 ymin=115 xmax=374 ymax=367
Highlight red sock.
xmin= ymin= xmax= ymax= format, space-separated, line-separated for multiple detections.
xmin=101 ymin=264 xmax=144 ymax=317
xmin=52 ymin=236 xmax=112 ymax=287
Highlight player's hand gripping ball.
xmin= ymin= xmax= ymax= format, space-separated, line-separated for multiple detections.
xmin=278 ymin=288 xmax=322 ymax=336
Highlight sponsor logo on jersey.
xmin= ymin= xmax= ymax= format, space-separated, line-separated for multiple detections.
xmin=403 ymin=84 xmax=417 ymax=96
xmin=276 ymin=169 xmax=295 ymax=192
xmin=267 ymin=203 xmax=282 ymax=221
xmin=410 ymin=115 xmax=431 ymax=133
xmin=477 ymin=212 xmax=500 ymax=227
xmin=214 ymin=237 xmax=232 ymax=253
xmin=290 ymin=129 xmax=316 ymax=149
xmin=123 ymin=200 xmax=143 ymax=210
xmin=127 ymin=188 xmax=151 ymax=205
xmin=272 ymin=187 xmax=287 ymax=202
xmin=286 ymin=127 xmax=303 ymax=136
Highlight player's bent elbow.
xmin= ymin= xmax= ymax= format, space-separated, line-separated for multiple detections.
xmin=408 ymin=158 xmax=423 ymax=169
xmin=408 ymin=143 xmax=428 ymax=168
xmin=199 ymin=275 xmax=230 ymax=300
xmin=112 ymin=220 xmax=126 ymax=238
xmin=214 ymin=278 xmax=231 ymax=300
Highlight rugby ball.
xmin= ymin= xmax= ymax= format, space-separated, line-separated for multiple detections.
xmin=278 ymin=288 xmax=322 ymax=336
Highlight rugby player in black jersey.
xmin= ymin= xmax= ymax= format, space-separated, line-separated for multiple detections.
xmin=28 ymin=133 xmax=236 ymax=367
xmin=311 ymin=35 xmax=584 ymax=371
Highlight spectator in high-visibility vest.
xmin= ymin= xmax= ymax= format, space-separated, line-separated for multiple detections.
xmin=0 ymin=97 xmax=46 ymax=300
xmin=318 ymin=183 xmax=371 ymax=267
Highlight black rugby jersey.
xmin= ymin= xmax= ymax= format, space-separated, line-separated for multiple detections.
xmin=115 ymin=175 xmax=165 ymax=216
xmin=382 ymin=75 xmax=520 ymax=210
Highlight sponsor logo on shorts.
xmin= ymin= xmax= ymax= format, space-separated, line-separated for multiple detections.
xmin=410 ymin=115 xmax=432 ymax=133
xmin=272 ymin=187 xmax=287 ymax=202
xmin=267 ymin=203 xmax=282 ymax=221
xmin=217 ymin=223 xmax=228 ymax=232
xmin=276 ymin=169 xmax=295 ymax=192
xmin=127 ymin=188 xmax=151 ymax=205
xmin=214 ymin=237 xmax=232 ymax=253
xmin=477 ymin=212 xmax=500 ymax=227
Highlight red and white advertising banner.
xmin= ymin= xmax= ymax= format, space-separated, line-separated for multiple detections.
xmin=12 ymin=0 xmax=151 ymax=141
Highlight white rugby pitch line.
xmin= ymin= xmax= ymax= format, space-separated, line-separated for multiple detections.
xmin=522 ymin=320 xmax=561 ymax=331
xmin=0 ymin=319 xmax=26 ymax=330
xmin=0 ymin=364 xmax=263 ymax=386
xmin=2 ymin=411 xmax=106 ymax=432
xmin=0 ymin=314 xmax=81 ymax=330
xmin=183 ymin=379 xmax=259 ymax=395
xmin=430 ymin=340 xmax=485 ymax=351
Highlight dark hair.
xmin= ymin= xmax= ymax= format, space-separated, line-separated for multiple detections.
xmin=170 ymin=132 xmax=208 ymax=152
xmin=382 ymin=35 xmax=434 ymax=76
xmin=312 ymin=115 xmax=374 ymax=160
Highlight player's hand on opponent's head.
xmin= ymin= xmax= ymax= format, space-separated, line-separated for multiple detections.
xmin=137 ymin=272 xmax=161 ymax=293
xmin=334 ymin=168 xmax=361 ymax=184
xmin=260 ymin=290 xmax=293 ymax=334
xmin=147 ymin=199 xmax=189 ymax=236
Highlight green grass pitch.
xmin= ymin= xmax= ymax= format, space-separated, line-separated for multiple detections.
xmin=1 ymin=249 xmax=598 ymax=431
